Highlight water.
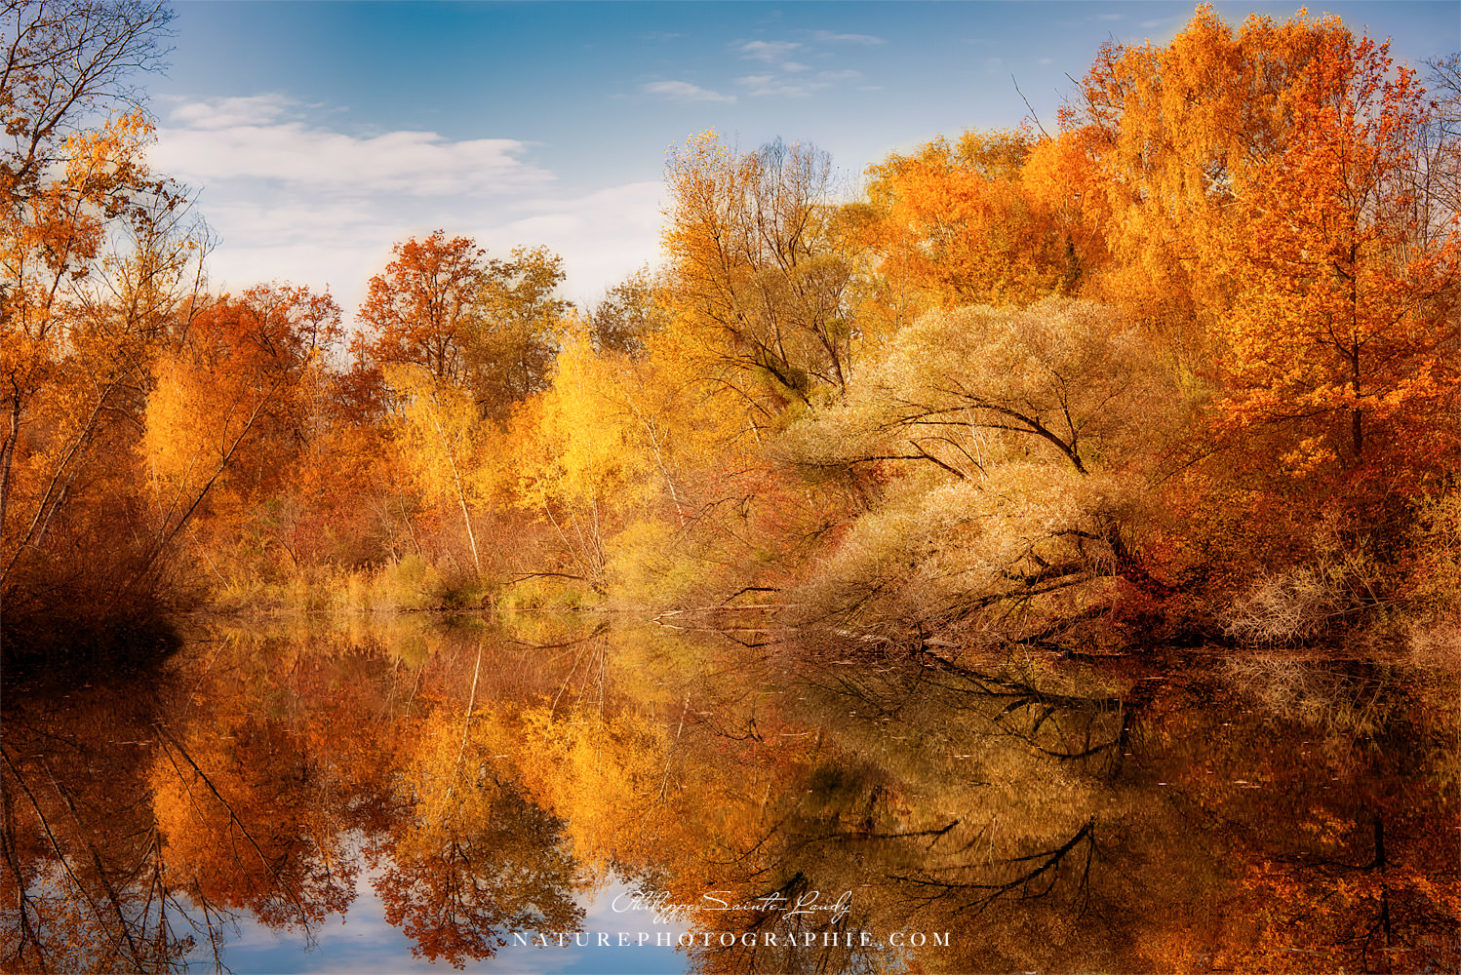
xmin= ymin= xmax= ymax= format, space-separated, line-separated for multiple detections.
xmin=2 ymin=616 xmax=1456 ymax=973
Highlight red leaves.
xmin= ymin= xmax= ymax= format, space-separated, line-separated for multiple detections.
xmin=354 ymin=231 xmax=486 ymax=386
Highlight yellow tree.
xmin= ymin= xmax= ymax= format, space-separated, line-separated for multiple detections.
xmin=663 ymin=133 xmax=860 ymax=418
xmin=512 ymin=325 xmax=651 ymax=583
xmin=512 ymin=313 xmax=768 ymax=602
xmin=385 ymin=363 xmax=488 ymax=576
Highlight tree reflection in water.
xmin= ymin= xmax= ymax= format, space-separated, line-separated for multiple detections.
xmin=1 ymin=619 xmax=1456 ymax=973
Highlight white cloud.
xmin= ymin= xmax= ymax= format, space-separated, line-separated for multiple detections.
xmin=489 ymin=181 xmax=667 ymax=302
xmin=736 ymin=74 xmax=831 ymax=99
xmin=809 ymin=30 xmax=885 ymax=45
xmin=154 ymin=97 xmax=548 ymax=196
xmin=167 ymin=93 xmax=298 ymax=129
xmin=150 ymin=95 xmax=667 ymax=320
xmin=641 ymin=79 xmax=736 ymax=103
xmin=738 ymin=39 xmax=802 ymax=62
xmin=195 ymin=182 xmax=666 ymax=316
xmin=731 ymin=34 xmax=869 ymax=98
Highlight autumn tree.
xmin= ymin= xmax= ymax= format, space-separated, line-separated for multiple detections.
xmin=474 ymin=245 xmax=571 ymax=409
xmin=141 ymin=285 xmax=342 ymax=586
xmin=384 ymin=362 xmax=488 ymax=576
xmin=0 ymin=0 xmax=172 ymax=200
xmin=350 ymin=233 xmax=574 ymax=581
xmin=589 ymin=266 xmax=670 ymax=357
xmin=354 ymin=231 xmax=569 ymax=421
xmin=355 ymin=231 xmax=483 ymax=385
xmin=1063 ymin=5 xmax=1273 ymax=362
xmin=512 ymin=331 xmax=632 ymax=583
xmin=1049 ymin=5 xmax=1460 ymax=635
xmin=1066 ymin=8 xmax=1458 ymax=472
xmin=864 ymin=129 xmax=1086 ymax=309
xmin=784 ymin=298 xmax=1174 ymax=642
xmin=0 ymin=0 xmax=204 ymax=652
xmin=1 ymin=0 xmax=179 ymax=530
xmin=663 ymin=133 xmax=861 ymax=417
xmin=1215 ymin=30 xmax=1459 ymax=481
xmin=511 ymin=320 xmax=722 ymax=587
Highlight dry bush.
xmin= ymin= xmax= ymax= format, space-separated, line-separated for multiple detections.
xmin=1219 ymin=568 xmax=1345 ymax=645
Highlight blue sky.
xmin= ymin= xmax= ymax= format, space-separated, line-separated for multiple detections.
xmin=147 ymin=1 xmax=1460 ymax=315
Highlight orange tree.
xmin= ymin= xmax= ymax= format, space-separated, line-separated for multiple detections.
xmin=1056 ymin=6 xmax=1460 ymax=621
xmin=1215 ymin=29 xmax=1459 ymax=489
xmin=864 ymin=129 xmax=1090 ymax=310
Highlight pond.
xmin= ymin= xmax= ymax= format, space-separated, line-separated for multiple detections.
xmin=2 ymin=616 xmax=1457 ymax=973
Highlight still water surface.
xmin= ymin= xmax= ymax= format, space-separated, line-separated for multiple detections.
xmin=3 ymin=616 xmax=1457 ymax=973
